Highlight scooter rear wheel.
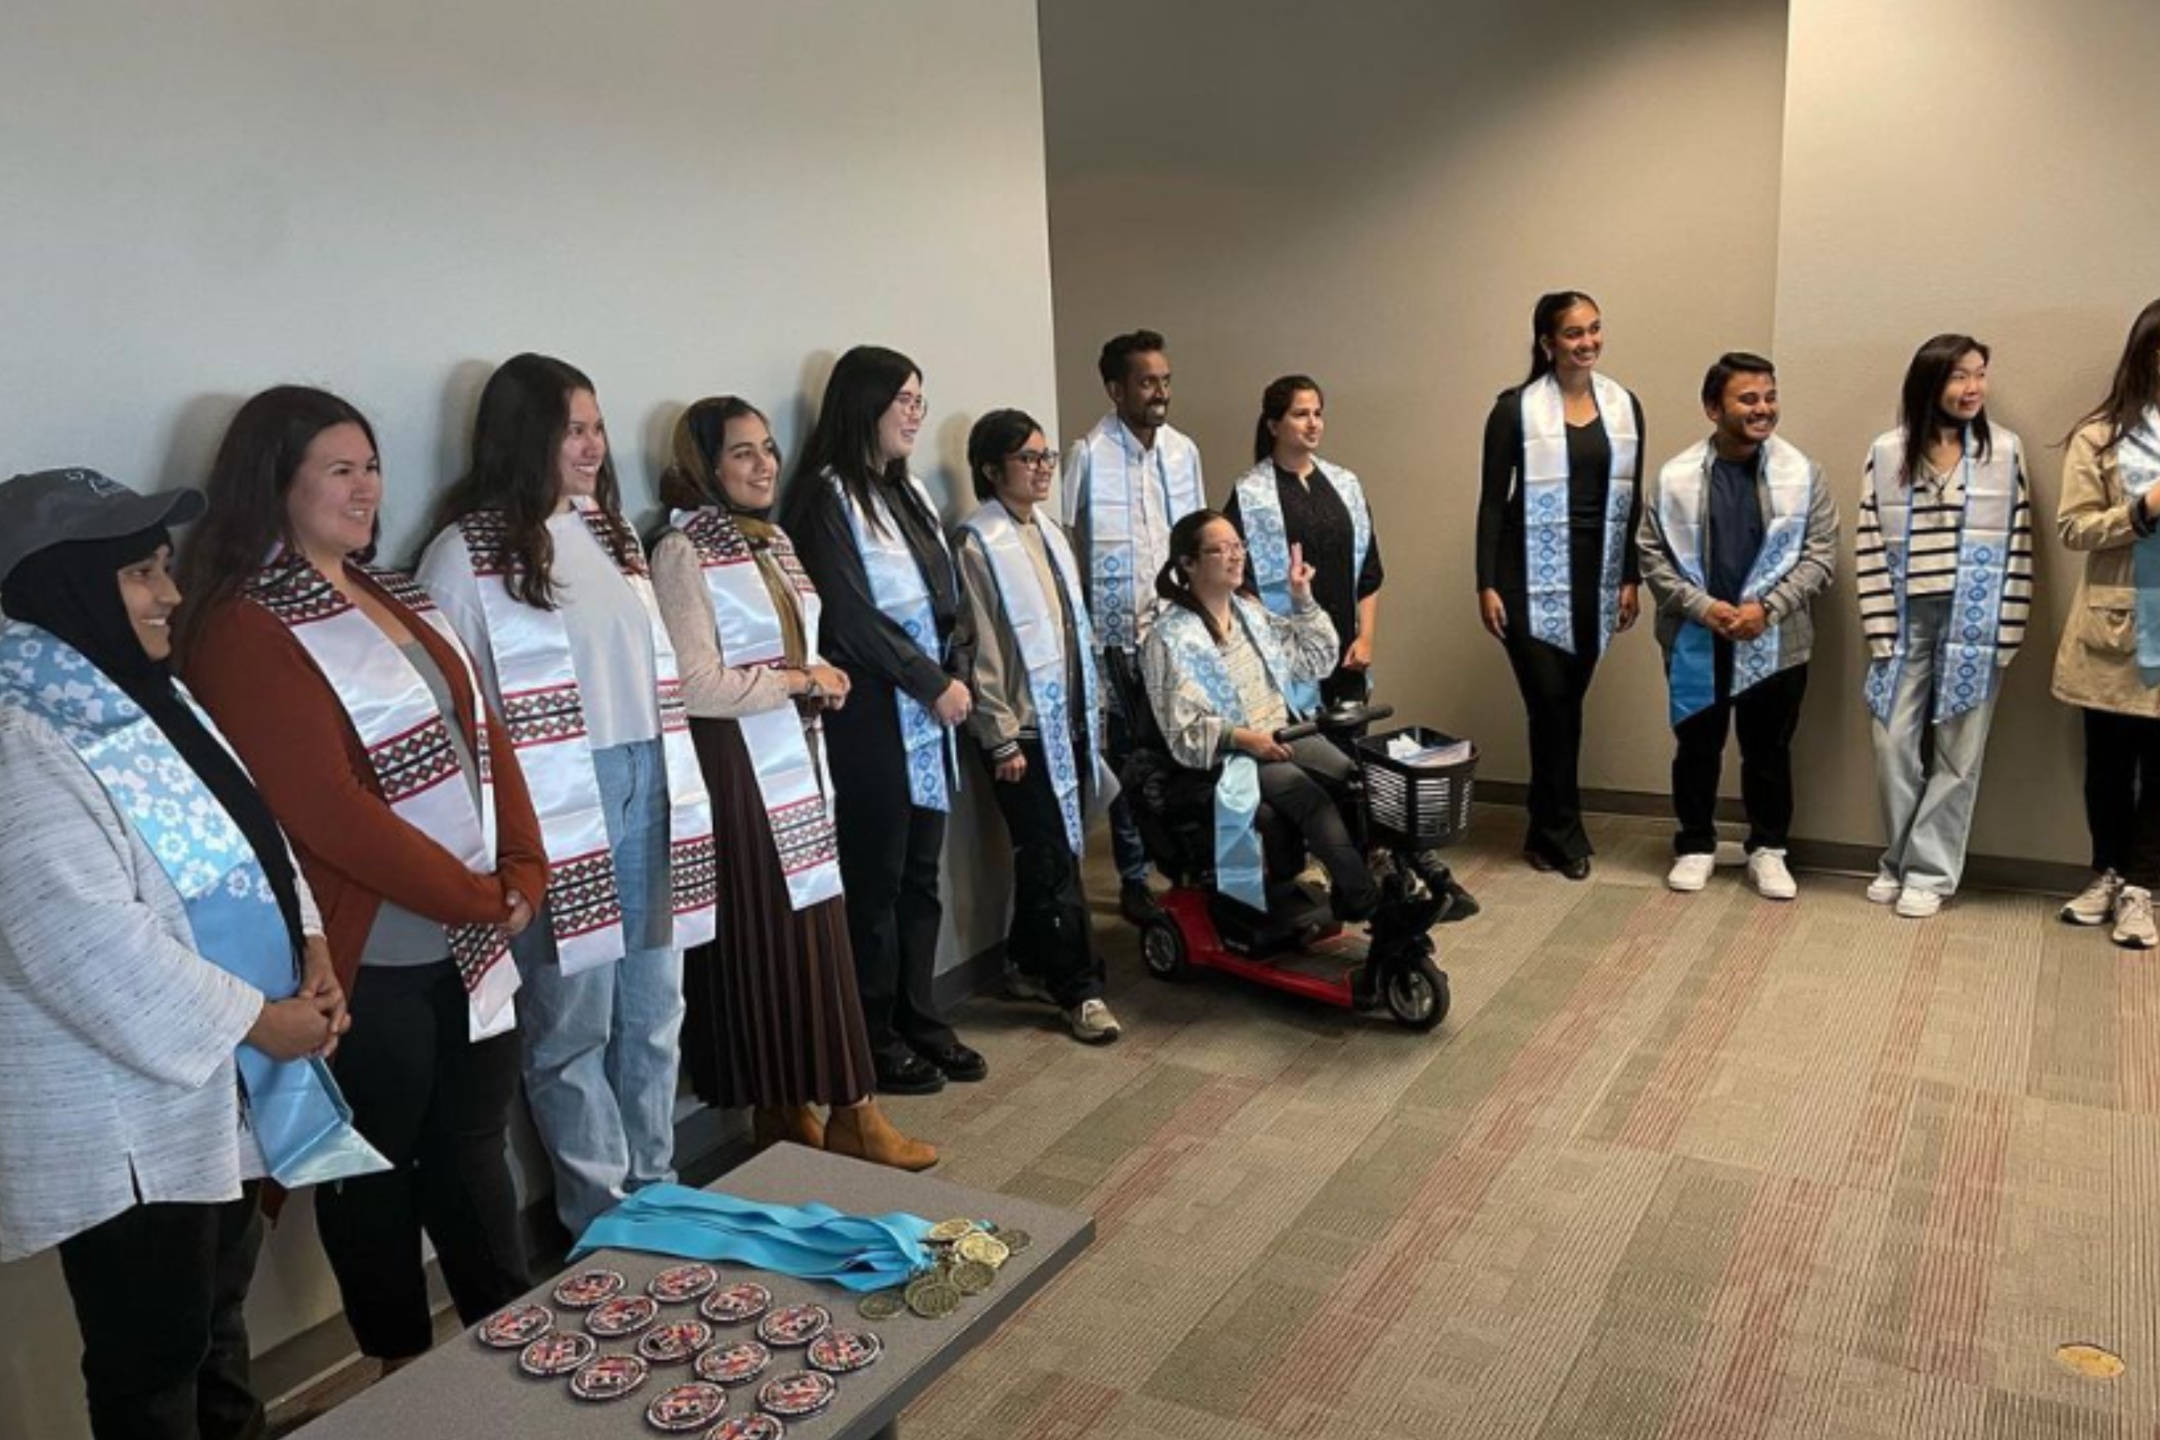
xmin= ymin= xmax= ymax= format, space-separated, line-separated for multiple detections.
xmin=1386 ymin=952 xmax=1450 ymax=1031
xmin=1140 ymin=919 xmax=1192 ymax=982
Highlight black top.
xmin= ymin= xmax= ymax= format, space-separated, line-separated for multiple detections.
xmin=1474 ymin=385 xmax=1647 ymax=603
xmin=1223 ymin=463 xmax=1384 ymax=652
xmin=1706 ymin=455 xmax=1766 ymax=604
xmin=787 ymin=469 xmax=961 ymax=707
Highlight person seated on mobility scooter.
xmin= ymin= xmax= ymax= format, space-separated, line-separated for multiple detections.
xmin=1133 ymin=510 xmax=1467 ymax=1021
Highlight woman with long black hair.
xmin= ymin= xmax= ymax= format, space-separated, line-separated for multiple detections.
xmin=2054 ymin=299 xmax=2160 ymax=948
xmin=1474 ymin=290 xmax=1645 ymax=880
xmin=1854 ymin=334 xmax=2031 ymax=918
xmin=777 ymin=346 xmax=984 ymax=1095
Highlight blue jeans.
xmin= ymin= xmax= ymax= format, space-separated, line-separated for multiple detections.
xmin=513 ymin=738 xmax=686 ymax=1237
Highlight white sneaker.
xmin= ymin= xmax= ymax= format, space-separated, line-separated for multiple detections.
xmin=1866 ymin=875 xmax=1901 ymax=904
xmin=2113 ymin=887 xmax=2157 ymax=950
xmin=1746 ymin=848 xmax=1798 ymax=901
xmin=1065 ymin=998 xmax=1123 ymax=1044
xmin=1894 ymin=887 xmax=1943 ymax=919
xmin=2061 ymin=870 xmax=2125 ymax=927
xmin=1667 ymin=853 xmax=1717 ymax=892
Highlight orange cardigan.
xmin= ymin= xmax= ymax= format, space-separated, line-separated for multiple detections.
xmin=184 ymin=570 xmax=549 ymax=992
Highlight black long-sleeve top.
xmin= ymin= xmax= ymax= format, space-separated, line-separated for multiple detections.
xmin=1475 ymin=386 xmax=1647 ymax=606
xmin=1223 ymin=463 xmax=1385 ymax=652
xmin=785 ymin=468 xmax=961 ymax=707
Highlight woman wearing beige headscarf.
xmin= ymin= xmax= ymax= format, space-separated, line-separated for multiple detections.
xmin=649 ymin=396 xmax=935 ymax=1170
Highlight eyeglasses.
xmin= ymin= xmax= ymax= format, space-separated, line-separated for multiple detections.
xmin=891 ymin=393 xmax=929 ymax=419
xmin=1007 ymin=449 xmax=1057 ymax=471
xmin=1200 ymin=542 xmax=1247 ymax=559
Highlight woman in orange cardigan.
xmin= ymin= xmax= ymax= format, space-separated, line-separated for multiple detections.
xmin=178 ymin=386 xmax=549 ymax=1371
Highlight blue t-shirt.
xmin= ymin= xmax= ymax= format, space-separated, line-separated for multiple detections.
xmin=1707 ymin=456 xmax=1765 ymax=604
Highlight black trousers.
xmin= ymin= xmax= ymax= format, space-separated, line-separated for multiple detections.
xmin=989 ymin=738 xmax=1104 ymax=1006
xmin=2083 ymin=708 xmax=2160 ymax=884
xmin=824 ymin=680 xmax=958 ymax=1061
xmin=1257 ymin=735 xmax=1379 ymax=918
xmin=1504 ymin=632 xmax=1601 ymax=864
xmin=314 ymin=960 xmax=529 ymax=1360
xmin=57 ymin=1187 xmax=265 ymax=1440
xmin=1671 ymin=652 xmax=1809 ymax=856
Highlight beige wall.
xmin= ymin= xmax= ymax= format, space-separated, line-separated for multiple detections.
xmin=1042 ymin=0 xmax=2160 ymax=868
xmin=1773 ymin=0 xmax=2160 ymax=866
xmin=0 ymin=3 xmax=1054 ymax=1436
xmin=1040 ymin=0 xmax=1792 ymax=809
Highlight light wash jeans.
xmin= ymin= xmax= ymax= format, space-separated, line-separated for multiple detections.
xmin=1872 ymin=596 xmax=2000 ymax=897
xmin=514 ymin=738 xmax=686 ymax=1236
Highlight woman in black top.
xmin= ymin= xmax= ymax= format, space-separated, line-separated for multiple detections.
xmin=1475 ymin=291 xmax=1645 ymax=879
xmin=777 ymin=346 xmax=985 ymax=1096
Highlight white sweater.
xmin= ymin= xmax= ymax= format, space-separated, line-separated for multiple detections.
xmin=0 ymin=705 xmax=322 ymax=1260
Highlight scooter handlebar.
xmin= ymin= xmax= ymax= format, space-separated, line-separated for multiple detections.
xmin=1273 ymin=702 xmax=1395 ymax=745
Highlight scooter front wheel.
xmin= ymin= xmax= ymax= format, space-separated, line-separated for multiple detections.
xmin=1141 ymin=919 xmax=1192 ymax=982
xmin=1386 ymin=952 xmax=1450 ymax=1031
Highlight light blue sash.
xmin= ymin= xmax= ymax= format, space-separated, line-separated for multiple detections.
xmin=959 ymin=502 xmax=1106 ymax=855
xmin=570 ymin=1184 xmax=933 ymax=1293
xmin=1155 ymin=602 xmax=1302 ymax=912
xmin=1519 ymin=373 xmax=1640 ymax=655
xmin=0 ymin=624 xmax=388 ymax=1190
xmin=1861 ymin=430 xmax=2018 ymax=723
xmin=1079 ymin=417 xmax=1204 ymax=652
xmin=1654 ymin=438 xmax=1815 ymax=724
xmin=1233 ymin=458 xmax=1370 ymax=713
xmin=834 ymin=472 xmax=960 ymax=811
xmin=2118 ymin=414 xmax=2160 ymax=688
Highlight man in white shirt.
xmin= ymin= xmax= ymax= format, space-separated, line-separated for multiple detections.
xmin=1060 ymin=329 xmax=1205 ymax=924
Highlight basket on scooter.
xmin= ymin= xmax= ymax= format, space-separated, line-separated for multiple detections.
xmin=1353 ymin=727 xmax=1478 ymax=852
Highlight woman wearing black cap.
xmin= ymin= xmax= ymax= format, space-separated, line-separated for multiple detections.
xmin=0 ymin=469 xmax=355 ymax=1440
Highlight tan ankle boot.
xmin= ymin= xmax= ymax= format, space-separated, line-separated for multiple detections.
xmin=752 ymin=1105 xmax=826 ymax=1150
xmin=824 ymin=1101 xmax=937 ymax=1172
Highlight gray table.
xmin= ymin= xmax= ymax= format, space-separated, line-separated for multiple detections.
xmin=297 ymin=1143 xmax=1093 ymax=1439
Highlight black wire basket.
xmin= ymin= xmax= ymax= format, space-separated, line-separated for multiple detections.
xmin=1354 ymin=726 xmax=1479 ymax=850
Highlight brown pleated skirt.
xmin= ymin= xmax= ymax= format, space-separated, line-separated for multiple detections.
xmin=681 ymin=714 xmax=876 ymax=1109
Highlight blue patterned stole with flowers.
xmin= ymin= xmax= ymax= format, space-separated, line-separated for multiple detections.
xmin=1081 ymin=416 xmax=1204 ymax=652
xmin=0 ymin=622 xmax=387 ymax=1188
xmin=834 ymin=471 xmax=960 ymax=811
xmin=1234 ymin=458 xmax=1370 ymax=713
xmin=960 ymin=502 xmax=1105 ymax=856
xmin=2116 ymin=411 xmax=2160 ymax=687
xmin=1154 ymin=600 xmax=1301 ymax=912
xmin=1519 ymin=373 xmax=1639 ymax=656
xmin=1861 ymin=430 xmax=2017 ymax=723
xmin=1654 ymin=437 xmax=1815 ymax=724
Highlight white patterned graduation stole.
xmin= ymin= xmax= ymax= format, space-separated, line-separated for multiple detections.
xmin=1080 ymin=416 xmax=1203 ymax=651
xmin=1519 ymin=373 xmax=1639 ymax=655
xmin=1232 ymin=457 xmax=1369 ymax=712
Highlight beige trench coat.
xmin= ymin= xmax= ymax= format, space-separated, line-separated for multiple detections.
xmin=2052 ymin=419 xmax=2160 ymax=717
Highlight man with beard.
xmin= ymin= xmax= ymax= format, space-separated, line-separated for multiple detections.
xmin=1060 ymin=329 xmax=1205 ymax=925
xmin=1638 ymin=352 xmax=1838 ymax=900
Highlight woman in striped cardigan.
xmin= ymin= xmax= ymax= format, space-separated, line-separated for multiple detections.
xmin=1852 ymin=334 xmax=2032 ymax=917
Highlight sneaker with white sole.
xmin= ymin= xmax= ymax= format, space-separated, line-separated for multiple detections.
xmin=1895 ymin=886 xmax=1943 ymax=919
xmin=1065 ymin=998 xmax=1123 ymax=1044
xmin=1667 ymin=853 xmax=1717 ymax=892
xmin=1746 ymin=848 xmax=1797 ymax=900
xmin=1866 ymin=875 xmax=1901 ymax=904
xmin=2113 ymin=886 xmax=2157 ymax=950
xmin=2061 ymin=870 xmax=2124 ymax=927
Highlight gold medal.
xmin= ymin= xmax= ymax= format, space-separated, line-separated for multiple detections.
xmin=905 ymin=1277 xmax=961 ymax=1318
xmin=957 ymin=1232 xmax=1010 ymax=1269
xmin=949 ymin=1259 xmax=995 ymax=1296
xmin=926 ymin=1218 xmax=978 ymax=1245
xmin=856 ymin=1290 xmax=906 ymax=1321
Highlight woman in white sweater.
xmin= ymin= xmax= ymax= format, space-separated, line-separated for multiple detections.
xmin=0 ymin=469 xmax=350 ymax=1440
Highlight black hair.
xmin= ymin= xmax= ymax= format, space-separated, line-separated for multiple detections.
xmin=659 ymin=395 xmax=774 ymax=513
xmin=1701 ymin=351 xmax=1777 ymax=410
xmin=1153 ymin=507 xmax=1235 ymax=643
xmin=176 ymin=385 xmax=379 ymax=658
xmin=431 ymin=353 xmax=637 ymax=608
xmin=966 ymin=408 xmax=1047 ymax=502
xmin=1252 ymin=374 xmax=1324 ymax=464
xmin=1097 ymin=329 xmax=1168 ymax=388
xmin=1524 ymin=290 xmax=1601 ymax=386
xmin=2066 ymin=298 xmax=2160 ymax=453
xmin=1897 ymin=334 xmax=1992 ymax=483
xmin=780 ymin=345 xmax=921 ymax=540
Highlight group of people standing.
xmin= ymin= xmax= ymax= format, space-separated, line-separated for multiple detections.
xmin=1479 ymin=290 xmax=2160 ymax=951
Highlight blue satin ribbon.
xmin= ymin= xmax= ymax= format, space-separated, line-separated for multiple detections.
xmin=1214 ymin=753 xmax=1267 ymax=912
xmin=1668 ymin=621 xmax=1717 ymax=726
xmin=570 ymin=1185 xmax=935 ymax=1292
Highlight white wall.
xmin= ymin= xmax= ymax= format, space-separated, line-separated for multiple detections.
xmin=0 ymin=3 xmax=1055 ymax=1435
